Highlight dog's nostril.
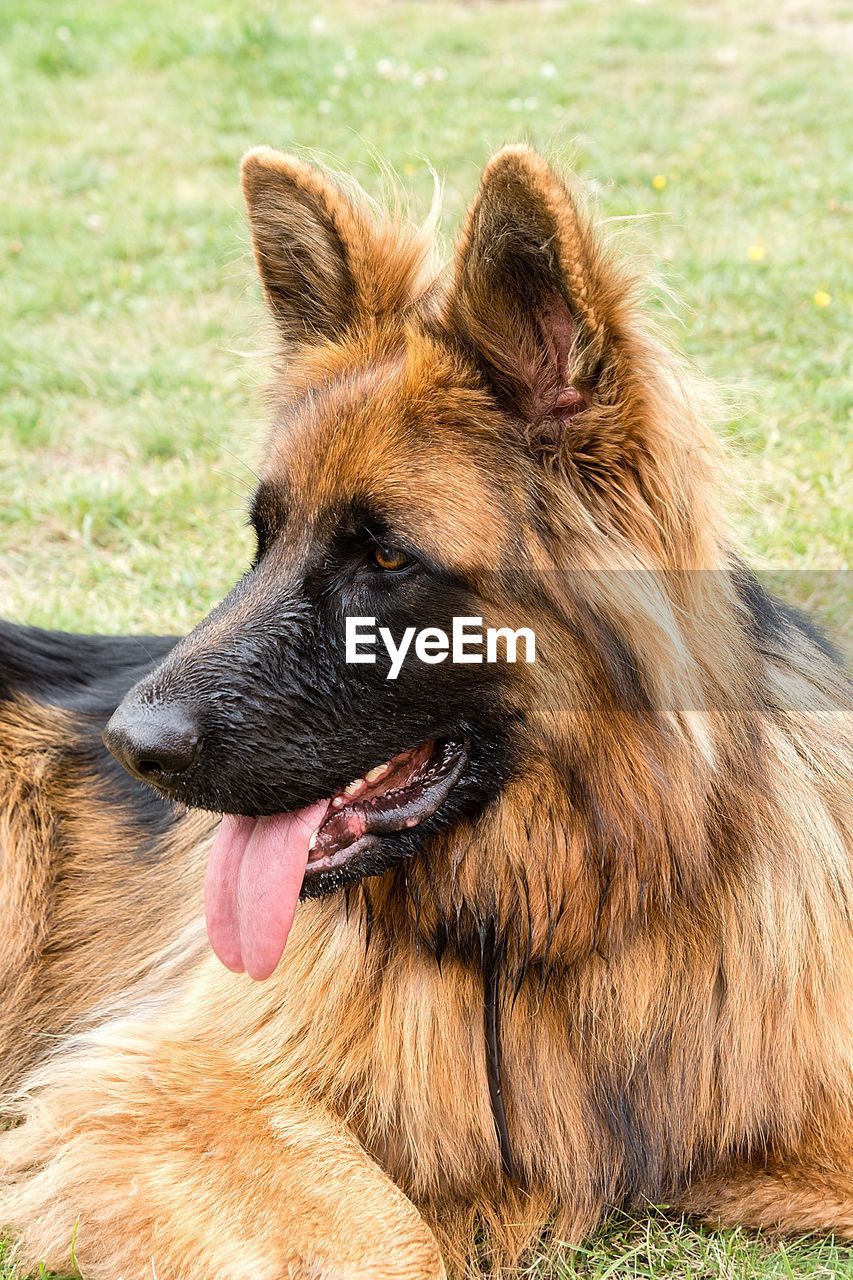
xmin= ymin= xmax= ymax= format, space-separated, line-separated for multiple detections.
xmin=134 ymin=734 xmax=199 ymax=777
xmin=131 ymin=731 xmax=199 ymax=779
xmin=136 ymin=748 xmax=196 ymax=778
xmin=137 ymin=757 xmax=164 ymax=778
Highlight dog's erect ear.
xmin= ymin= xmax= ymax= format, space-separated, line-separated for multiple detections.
xmin=241 ymin=147 xmax=429 ymax=345
xmin=241 ymin=148 xmax=355 ymax=344
xmin=445 ymin=146 xmax=625 ymax=432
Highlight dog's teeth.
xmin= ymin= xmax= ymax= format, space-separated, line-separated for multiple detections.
xmin=365 ymin=764 xmax=389 ymax=782
xmin=308 ymin=831 xmax=318 ymax=851
xmin=330 ymin=797 xmax=345 ymax=809
xmin=344 ymin=779 xmax=364 ymax=796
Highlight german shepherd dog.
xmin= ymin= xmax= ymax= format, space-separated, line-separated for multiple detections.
xmin=1 ymin=146 xmax=852 ymax=1280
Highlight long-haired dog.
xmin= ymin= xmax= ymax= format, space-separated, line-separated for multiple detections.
xmin=1 ymin=146 xmax=852 ymax=1280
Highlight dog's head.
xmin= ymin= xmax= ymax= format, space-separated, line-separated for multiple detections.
xmin=105 ymin=147 xmax=727 ymax=978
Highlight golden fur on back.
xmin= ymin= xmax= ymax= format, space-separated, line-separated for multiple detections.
xmin=1 ymin=146 xmax=852 ymax=1280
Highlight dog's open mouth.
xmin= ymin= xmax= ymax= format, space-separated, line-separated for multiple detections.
xmin=305 ymin=738 xmax=467 ymax=871
xmin=204 ymin=739 xmax=467 ymax=980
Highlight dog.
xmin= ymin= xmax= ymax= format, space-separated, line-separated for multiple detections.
xmin=1 ymin=145 xmax=852 ymax=1280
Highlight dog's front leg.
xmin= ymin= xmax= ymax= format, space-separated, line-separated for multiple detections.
xmin=0 ymin=1034 xmax=446 ymax=1280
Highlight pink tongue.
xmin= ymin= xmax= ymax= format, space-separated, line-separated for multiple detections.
xmin=204 ymin=800 xmax=330 ymax=981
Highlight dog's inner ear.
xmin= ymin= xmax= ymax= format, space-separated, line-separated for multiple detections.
xmin=446 ymin=147 xmax=606 ymax=431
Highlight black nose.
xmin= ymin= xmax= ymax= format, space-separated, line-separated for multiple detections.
xmin=103 ymin=700 xmax=201 ymax=783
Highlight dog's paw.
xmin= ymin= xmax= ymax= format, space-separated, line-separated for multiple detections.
xmin=0 ymin=1048 xmax=447 ymax=1280
xmin=287 ymin=1258 xmax=446 ymax=1280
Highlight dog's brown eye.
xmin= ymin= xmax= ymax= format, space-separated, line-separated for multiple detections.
xmin=372 ymin=544 xmax=411 ymax=572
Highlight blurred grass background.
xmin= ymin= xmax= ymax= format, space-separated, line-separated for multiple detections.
xmin=1 ymin=0 xmax=852 ymax=1275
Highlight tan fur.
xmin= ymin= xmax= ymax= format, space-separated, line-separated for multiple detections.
xmin=0 ymin=696 xmax=213 ymax=1096
xmin=1 ymin=148 xmax=852 ymax=1279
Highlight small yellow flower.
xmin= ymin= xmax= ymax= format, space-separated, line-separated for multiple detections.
xmin=403 ymin=163 xmax=416 ymax=177
xmin=747 ymin=243 xmax=765 ymax=262
xmin=814 ymin=290 xmax=832 ymax=308
xmin=652 ymin=174 xmax=667 ymax=190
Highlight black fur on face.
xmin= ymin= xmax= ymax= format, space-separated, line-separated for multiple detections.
xmin=108 ymin=492 xmax=522 ymax=896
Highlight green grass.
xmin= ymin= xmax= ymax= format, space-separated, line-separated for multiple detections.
xmin=1 ymin=0 xmax=852 ymax=1275
xmin=523 ymin=1211 xmax=853 ymax=1279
